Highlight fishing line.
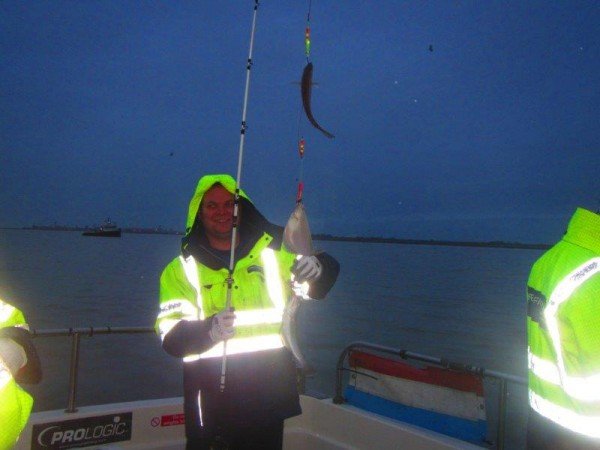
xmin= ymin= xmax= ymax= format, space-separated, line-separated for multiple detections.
xmin=305 ymin=0 xmax=312 ymax=63
xmin=220 ymin=0 xmax=259 ymax=393
xmin=299 ymin=0 xmax=334 ymax=140
xmin=294 ymin=0 xmax=313 ymax=206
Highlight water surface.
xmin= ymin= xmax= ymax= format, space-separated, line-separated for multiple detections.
xmin=0 ymin=229 xmax=542 ymax=448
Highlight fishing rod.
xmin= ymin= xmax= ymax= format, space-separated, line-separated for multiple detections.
xmin=220 ymin=0 xmax=259 ymax=393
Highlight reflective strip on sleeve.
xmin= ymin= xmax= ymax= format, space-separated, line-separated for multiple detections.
xmin=528 ymin=348 xmax=561 ymax=385
xmin=0 ymin=303 xmax=16 ymax=324
xmin=544 ymin=258 xmax=600 ymax=401
xmin=157 ymin=299 xmax=199 ymax=341
xmin=529 ymin=389 xmax=600 ymax=438
xmin=157 ymin=318 xmax=182 ymax=341
xmin=157 ymin=299 xmax=198 ymax=319
xmin=0 ymin=359 xmax=12 ymax=390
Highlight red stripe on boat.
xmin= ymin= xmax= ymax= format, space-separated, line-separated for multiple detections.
xmin=349 ymin=351 xmax=484 ymax=396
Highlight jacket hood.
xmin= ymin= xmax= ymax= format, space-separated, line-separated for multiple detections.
xmin=565 ymin=207 xmax=600 ymax=253
xmin=185 ymin=174 xmax=251 ymax=235
xmin=182 ymin=174 xmax=283 ymax=266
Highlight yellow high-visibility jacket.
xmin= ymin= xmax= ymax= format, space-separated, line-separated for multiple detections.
xmin=527 ymin=207 xmax=600 ymax=437
xmin=0 ymin=300 xmax=34 ymax=450
xmin=155 ymin=174 xmax=339 ymax=434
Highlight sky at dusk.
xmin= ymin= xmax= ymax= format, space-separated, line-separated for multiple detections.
xmin=1 ymin=1 xmax=599 ymax=244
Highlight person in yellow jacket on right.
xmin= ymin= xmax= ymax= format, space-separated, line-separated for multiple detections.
xmin=526 ymin=207 xmax=600 ymax=449
xmin=0 ymin=299 xmax=41 ymax=449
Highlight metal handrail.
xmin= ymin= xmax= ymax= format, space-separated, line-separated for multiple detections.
xmin=30 ymin=326 xmax=156 ymax=412
xmin=28 ymin=330 xmax=527 ymax=449
xmin=332 ymin=341 xmax=527 ymax=450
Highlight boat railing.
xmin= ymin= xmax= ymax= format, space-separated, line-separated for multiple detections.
xmin=30 ymin=326 xmax=312 ymax=413
xmin=29 ymin=329 xmax=527 ymax=449
xmin=30 ymin=326 xmax=156 ymax=413
xmin=332 ymin=341 xmax=527 ymax=450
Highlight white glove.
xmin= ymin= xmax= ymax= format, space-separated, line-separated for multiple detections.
xmin=292 ymin=255 xmax=322 ymax=283
xmin=209 ymin=308 xmax=236 ymax=343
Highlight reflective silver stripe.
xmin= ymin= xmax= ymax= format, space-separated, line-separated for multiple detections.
xmin=529 ymin=389 xmax=600 ymax=438
xmin=180 ymin=256 xmax=203 ymax=319
xmin=157 ymin=299 xmax=199 ymax=341
xmin=0 ymin=302 xmax=16 ymax=324
xmin=528 ymin=348 xmax=561 ymax=385
xmin=185 ymin=334 xmax=284 ymax=361
xmin=180 ymin=248 xmax=288 ymax=361
xmin=158 ymin=318 xmax=183 ymax=341
xmin=0 ymin=357 xmax=12 ymax=390
xmin=197 ymin=390 xmax=203 ymax=427
xmin=262 ymin=248 xmax=285 ymax=311
xmin=219 ymin=248 xmax=285 ymax=327
xmin=157 ymin=299 xmax=197 ymax=319
xmin=544 ymin=258 xmax=600 ymax=401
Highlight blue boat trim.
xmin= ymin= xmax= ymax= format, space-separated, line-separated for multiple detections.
xmin=344 ymin=386 xmax=487 ymax=445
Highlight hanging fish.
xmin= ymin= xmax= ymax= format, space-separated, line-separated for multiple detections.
xmin=301 ymin=62 xmax=335 ymax=139
xmin=283 ymin=202 xmax=314 ymax=256
xmin=283 ymin=202 xmax=316 ymax=374
xmin=282 ymin=289 xmax=315 ymax=375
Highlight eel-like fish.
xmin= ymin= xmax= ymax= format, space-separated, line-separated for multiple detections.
xmin=301 ymin=62 xmax=335 ymax=139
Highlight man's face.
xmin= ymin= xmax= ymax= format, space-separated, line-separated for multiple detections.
xmin=200 ymin=184 xmax=235 ymax=244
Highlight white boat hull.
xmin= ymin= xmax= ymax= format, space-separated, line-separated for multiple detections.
xmin=15 ymin=395 xmax=483 ymax=450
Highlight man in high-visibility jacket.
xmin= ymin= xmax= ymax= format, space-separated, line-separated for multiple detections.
xmin=0 ymin=299 xmax=42 ymax=449
xmin=526 ymin=207 xmax=600 ymax=449
xmin=156 ymin=174 xmax=339 ymax=450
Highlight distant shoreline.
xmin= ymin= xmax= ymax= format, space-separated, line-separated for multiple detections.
xmin=312 ymin=234 xmax=551 ymax=250
xmin=1 ymin=226 xmax=552 ymax=250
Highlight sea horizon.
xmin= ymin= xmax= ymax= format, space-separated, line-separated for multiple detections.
xmin=1 ymin=225 xmax=552 ymax=250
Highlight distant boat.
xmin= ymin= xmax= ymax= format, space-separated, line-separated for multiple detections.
xmin=82 ymin=218 xmax=121 ymax=237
